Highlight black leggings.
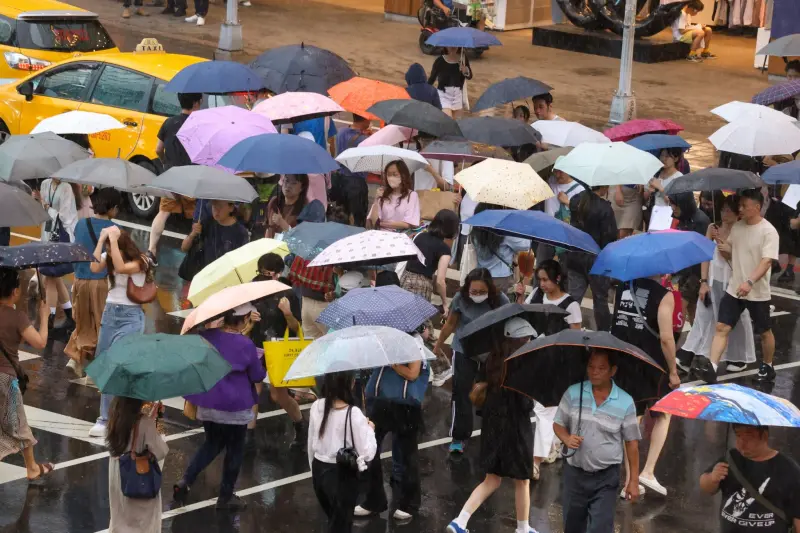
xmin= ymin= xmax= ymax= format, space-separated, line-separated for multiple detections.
xmin=312 ymin=459 xmax=360 ymax=533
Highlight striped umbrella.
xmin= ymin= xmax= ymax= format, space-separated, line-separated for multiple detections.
xmin=752 ymin=80 xmax=800 ymax=107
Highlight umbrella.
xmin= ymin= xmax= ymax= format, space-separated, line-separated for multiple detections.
xmin=0 ymin=132 xmax=91 ymax=182
xmin=187 ymin=239 xmax=290 ymax=306
xmin=524 ymin=146 xmax=572 ymax=173
xmin=51 ymin=158 xmax=156 ymax=192
xmin=421 ymin=140 xmax=511 ymax=163
xmin=336 ymin=145 xmax=428 ymax=174
xmin=752 ymin=80 xmax=800 ymax=107
xmin=249 ymin=43 xmax=356 ymax=95
xmin=663 ymin=168 xmax=764 ymax=195
xmin=283 ymin=221 xmax=365 ymax=260
xmin=164 ymin=60 xmax=264 ymax=94
xmin=604 ymin=118 xmax=684 ymax=142
xmin=711 ymin=101 xmax=796 ymax=123
xmin=0 ymin=183 xmax=49 ymax=227
xmin=463 ymin=209 xmax=600 ymax=254
xmin=328 ymin=77 xmax=409 ymax=121
xmin=627 ymin=134 xmax=692 ymax=152
xmin=176 ymin=106 xmax=277 ymax=170
xmin=504 ymin=329 xmax=665 ymax=406
xmin=283 ymin=325 xmax=435 ymax=380
xmin=0 ymin=242 xmax=95 ymax=269
xmin=218 ymin=133 xmax=339 ymax=175
xmin=85 ymin=333 xmax=231 ymax=401
xmin=425 ymin=27 xmax=502 ymax=48
xmin=756 ymin=34 xmax=800 ymax=57
xmin=317 ymin=285 xmax=437 ymax=332
xmin=455 ymin=158 xmax=553 ymax=210
xmin=457 ymin=117 xmax=541 ymax=147
xmin=709 ymin=117 xmax=800 ymax=157
xmin=252 ymin=92 xmax=344 ymax=124
xmin=651 ymin=383 xmax=800 ymax=428
xmin=308 ymin=230 xmax=425 ymax=268
xmin=763 ymin=160 xmax=800 ymax=185
xmin=589 ymin=230 xmax=715 ymax=281
xmin=472 ymin=77 xmax=553 ymax=112
xmin=30 ymin=111 xmax=125 ymax=135
xmin=359 ymin=125 xmax=416 ymax=148
xmin=553 ymin=142 xmax=663 ymax=187
xmin=532 ymin=120 xmax=609 ymax=147
xmin=149 ymin=165 xmax=258 ymax=203
xmin=367 ymin=99 xmax=462 ymax=138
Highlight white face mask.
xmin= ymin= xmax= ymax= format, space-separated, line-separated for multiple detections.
xmin=387 ymin=176 xmax=402 ymax=189
xmin=470 ymin=294 xmax=488 ymax=304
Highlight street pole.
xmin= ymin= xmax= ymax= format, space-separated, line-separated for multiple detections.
xmin=608 ymin=0 xmax=637 ymax=125
xmin=215 ymin=0 xmax=243 ymax=60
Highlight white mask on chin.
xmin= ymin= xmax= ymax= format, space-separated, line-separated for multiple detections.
xmin=470 ymin=294 xmax=488 ymax=303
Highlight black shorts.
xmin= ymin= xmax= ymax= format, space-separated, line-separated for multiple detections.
xmin=718 ymin=292 xmax=772 ymax=335
xmin=635 ymin=374 xmax=670 ymax=417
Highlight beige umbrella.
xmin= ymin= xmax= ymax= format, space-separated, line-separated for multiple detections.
xmin=454 ymin=158 xmax=553 ymax=210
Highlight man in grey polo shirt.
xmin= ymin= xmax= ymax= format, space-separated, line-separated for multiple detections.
xmin=554 ymin=349 xmax=641 ymax=533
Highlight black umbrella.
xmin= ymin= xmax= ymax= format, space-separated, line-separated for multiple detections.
xmin=0 ymin=243 xmax=96 ymax=269
xmin=662 ymin=168 xmax=764 ymax=195
xmin=457 ymin=117 xmax=541 ymax=147
xmin=420 ymin=140 xmax=511 ymax=163
xmin=472 ymin=77 xmax=553 ymax=112
xmin=249 ymin=43 xmax=356 ymax=95
xmin=367 ymin=99 xmax=462 ymax=138
xmin=0 ymin=183 xmax=49 ymax=227
xmin=503 ymin=329 xmax=665 ymax=407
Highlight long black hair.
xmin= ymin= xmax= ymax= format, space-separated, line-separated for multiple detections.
xmin=535 ymin=259 xmax=567 ymax=292
xmin=106 ymin=396 xmax=144 ymax=457
xmin=318 ymin=371 xmax=356 ymax=437
xmin=275 ymin=174 xmax=310 ymax=218
xmin=459 ymin=268 xmax=502 ymax=309
xmin=471 ymin=203 xmax=505 ymax=255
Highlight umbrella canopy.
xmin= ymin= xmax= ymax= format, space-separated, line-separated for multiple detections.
xmin=149 ymin=166 xmax=258 ymax=203
xmin=425 ymin=27 xmax=502 ymax=48
xmin=0 ymin=242 xmax=95 ymax=269
xmin=283 ymin=325 xmax=435 ymax=380
xmin=218 ymin=133 xmax=339 ymax=175
xmin=308 ymin=230 xmax=425 ymax=268
xmin=504 ymin=329 xmax=665 ymax=406
xmin=359 ymin=125 xmax=416 ymax=148
xmin=663 ymin=168 xmax=764 ymax=195
xmin=284 ymin=221 xmax=365 ymax=260
xmin=188 ymin=239 xmax=290 ymax=306
xmin=532 ymin=120 xmax=608 ymax=147
xmin=177 ymin=106 xmax=277 ymax=170
xmin=328 ymin=77 xmax=409 ymax=121
xmin=709 ymin=117 xmax=800 ymax=157
xmin=756 ymin=33 xmax=800 ymax=57
xmin=604 ymin=119 xmax=684 ymax=142
xmin=711 ymin=101 xmax=796 ymax=123
xmin=249 ymin=43 xmax=356 ymax=95
xmin=51 ymin=158 xmax=156 ymax=192
xmin=524 ymin=146 xmax=573 ymax=173
xmin=553 ymin=142 xmax=663 ymax=187
xmin=317 ymin=285 xmax=437 ymax=332
xmin=164 ymin=60 xmax=264 ymax=94
xmin=336 ymin=145 xmax=428 ymax=174
xmin=651 ymin=383 xmax=800 ymax=428
xmin=627 ymin=134 xmax=691 ymax=152
xmin=457 ymin=117 xmax=541 ymax=147
xmin=0 ymin=182 xmax=49 ymax=227
xmin=763 ymin=160 xmax=800 ymax=185
xmin=590 ymin=230 xmax=716 ymax=281
xmin=464 ymin=209 xmax=600 ymax=254
xmin=0 ymin=132 xmax=90 ymax=182
xmin=420 ymin=140 xmax=511 ymax=163
xmin=252 ymin=92 xmax=344 ymax=124
xmin=85 ymin=333 xmax=231 ymax=401
xmin=752 ymin=80 xmax=800 ymax=107
xmin=472 ymin=77 xmax=553 ymax=112
xmin=183 ymin=280 xmax=292 ymax=334
xmin=367 ymin=99 xmax=462 ymax=138
xmin=30 ymin=111 xmax=125 ymax=135
xmin=455 ymin=158 xmax=553 ymax=210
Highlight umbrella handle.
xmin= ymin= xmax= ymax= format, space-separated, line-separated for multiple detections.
xmin=36 ymin=268 xmax=44 ymax=302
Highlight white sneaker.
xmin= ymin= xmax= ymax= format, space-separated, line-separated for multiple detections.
xmin=196 ymin=16 xmax=205 ymax=25
xmin=239 ymin=1 xmax=251 ymax=5
xmin=353 ymin=505 xmax=373 ymax=517
xmin=393 ymin=509 xmax=412 ymax=520
xmin=639 ymin=475 xmax=667 ymax=496
xmin=185 ymin=14 xmax=198 ymax=21
xmin=66 ymin=359 xmax=84 ymax=377
xmin=89 ymin=422 xmax=107 ymax=438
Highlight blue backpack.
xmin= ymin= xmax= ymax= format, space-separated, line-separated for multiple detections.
xmin=366 ymin=362 xmax=430 ymax=406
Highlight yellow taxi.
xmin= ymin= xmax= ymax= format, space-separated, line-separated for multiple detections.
xmin=0 ymin=0 xmax=118 ymax=80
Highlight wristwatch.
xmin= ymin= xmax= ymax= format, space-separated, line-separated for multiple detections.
xmin=746 ymin=279 xmax=754 ymax=287
xmin=699 ymin=279 xmax=708 ymax=284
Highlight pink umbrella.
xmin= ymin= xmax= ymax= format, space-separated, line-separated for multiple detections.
xmin=604 ymin=119 xmax=684 ymax=142
xmin=177 ymin=106 xmax=277 ymax=170
xmin=252 ymin=92 xmax=344 ymax=124
xmin=359 ymin=124 xmax=416 ymax=147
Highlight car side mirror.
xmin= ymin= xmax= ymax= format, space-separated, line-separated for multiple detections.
xmin=17 ymin=81 xmax=33 ymax=101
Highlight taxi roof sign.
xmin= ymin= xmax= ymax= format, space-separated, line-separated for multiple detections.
xmin=135 ymin=38 xmax=164 ymax=53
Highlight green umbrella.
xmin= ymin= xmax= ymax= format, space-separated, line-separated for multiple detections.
xmin=85 ymin=333 xmax=232 ymax=401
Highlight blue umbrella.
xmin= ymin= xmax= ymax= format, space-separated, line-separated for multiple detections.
xmin=218 ymin=133 xmax=339 ymax=175
xmin=463 ymin=210 xmax=600 ymax=254
xmin=763 ymin=160 xmax=800 ymax=185
xmin=589 ymin=230 xmax=715 ymax=281
xmin=627 ymin=134 xmax=691 ymax=153
xmin=426 ymin=27 xmax=502 ymax=48
xmin=317 ymin=285 xmax=437 ymax=332
xmin=164 ymin=61 xmax=265 ymax=94
xmin=284 ymin=221 xmax=365 ymax=260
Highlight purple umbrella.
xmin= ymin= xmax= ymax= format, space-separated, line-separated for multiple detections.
xmin=177 ymin=106 xmax=277 ymax=170
xmin=752 ymin=80 xmax=800 ymax=107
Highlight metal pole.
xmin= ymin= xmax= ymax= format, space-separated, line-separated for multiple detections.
xmin=608 ymin=0 xmax=637 ymax=125
xmin=215 ymin=0 xmax=243 ymax=60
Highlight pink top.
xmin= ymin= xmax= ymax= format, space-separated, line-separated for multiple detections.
xmin=373 ymin=191 xmax=421 ymax=227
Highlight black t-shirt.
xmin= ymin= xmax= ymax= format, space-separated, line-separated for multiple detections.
xmin=406 ymin=232 xmax=451 ymax=279
xmin=199 ymin=220 xmax=249 ymax=268
xmin=157 ymin=114 xmax=192 ymax=170
xmin=706 ymin=449 xmax=800 ymax=533
xmin=251 ymin=278 xmax=302 ymax=347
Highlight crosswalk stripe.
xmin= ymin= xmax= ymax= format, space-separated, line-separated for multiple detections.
xmin=24 ymin=405 xmax=105 ymax=446
xmin=0 ymin=463 xmax=28 ymax=484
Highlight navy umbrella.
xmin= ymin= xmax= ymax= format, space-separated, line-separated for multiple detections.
xmin=218 ymin=133 xmax=339 ymax=175
xmin=367 ymin=99 xmax=462 ymax=138
xmin=457 ymin=117 xmax=541 ymax=147
xmin=763 ymin=160 xmax=800 ymax=185
xmin=473 ymin=77 xmax=553 ymax=112
xmin=662 ymin=168 xmax=764 ymax=195
xmin=164 ymin=61 xmax=265 ymax=94
xmin=425 ymin=27 xmax=502 ymax=48
xmin=0 ymin=243 xmax=95 ymax=269
xmin=317 ymin=285 xmax=437 ymax=332
xmin=284 ymin=222 xmax=366 ymax=260
xmin=249 ymin=43 xmax=356 ymax=95
xmin=627 ymin=134 xmax=691 ymax=153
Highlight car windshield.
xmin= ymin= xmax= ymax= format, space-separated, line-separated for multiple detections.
xmin=16 ymin=19 xmax=115 ymax=53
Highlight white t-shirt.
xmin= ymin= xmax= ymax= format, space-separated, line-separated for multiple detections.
xmin=414 ymin=159 xmax=454 ymax=191
xmin=654 ymin=170 xmax=682 ymax=207
xmin=525 ymin=288 xmax=583 ymax=325
xmin=101 ymin=252 xmax=147 ymax=306
xmin=544 ymin=179 xmax=585 ymax=217
xmin=726 ymin=218 xmax=780 ymax=302
xmin=307 ymin=400 xmax=377 ymax=468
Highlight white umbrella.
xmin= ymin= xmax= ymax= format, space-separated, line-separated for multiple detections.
xmin=531 ymin=120 xmax=609 ymax=147
xmin=30 ymin=111 xmax=126 ymax=135
xmin=335 ymin=145 xmax=428 ymax=174
xmin=709 ymin=118 xmax=800 ymax=157
xmin=554 ymin=142 xmax=663 ymax=187
xmin=710 ymin=101 xmax=796 ymax=123
xmin=308 ymin=230 xmax=425 ymax=268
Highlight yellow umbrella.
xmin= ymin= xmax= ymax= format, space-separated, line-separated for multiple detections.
xmin=454 ymin=158 xmax=554 ymax=210
xmin=188 ymin=238 xmax=290 ymax=306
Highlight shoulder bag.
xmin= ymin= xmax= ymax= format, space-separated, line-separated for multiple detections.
xmin=726 ymin=450 xmax=794 ymax=533
xmin=336 ymin=406 xmax=361 ymax=473
xmin=40 ymin=183 xmax=75 ymax=278
xmin=119 ymin=419 xmax=162 ymax=499
xmin=0 ymin=344 xmax=28 ymax=395
xmin=126 ymin=255 xmax=157 ymax=304
xmin=366 ymin=363 xmax=430 ymax=406
xmin=178 ymin=236 xmax=205 ymax=282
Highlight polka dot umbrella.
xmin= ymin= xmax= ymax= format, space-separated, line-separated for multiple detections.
xmin=317 ymin=285 xmax=437 ymax=332
xmin=454 ymin=158 xmax=553 ymax=210
xmin=307 ymin=230 xmax=425 ymax=268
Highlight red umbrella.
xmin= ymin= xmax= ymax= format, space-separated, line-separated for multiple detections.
xmin=604 ymin=119 xmax=684 ymax=142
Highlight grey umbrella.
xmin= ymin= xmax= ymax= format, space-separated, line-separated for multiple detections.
xmin=52 ymin=158 xmax=157 ymax=192
xmin=757 ymin=34 xmax=800 ymax=57
xmin=662 ymin=168 xmax=764 ymax=195
xmin=457 ymin=117 xmax=542 ymax=147
xmin=524 ymin=146 xmax=573 ymax=173
xmin=0 ymin=132 xmax=90 ymax=182
xmin=149 ymin=165 xmax=258 ymax=203
xmin=0 ymin=182 xmax=49 ymax=227
xmin=420 ymin=140 xmax=511 ymax=163
xmin=472 ymin=77 xmax=553 ymax=112
xmin=367 ymin=99 xmax=463 ymax=138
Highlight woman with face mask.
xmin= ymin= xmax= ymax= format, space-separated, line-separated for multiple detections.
xmin=432 ymin=268 xmax=509 ymax=455
xmin=368 ymin=161 xmax=421 ymax=231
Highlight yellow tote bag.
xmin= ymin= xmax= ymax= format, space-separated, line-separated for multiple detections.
xmin=263 ymin=327 xmax=316 ymax=388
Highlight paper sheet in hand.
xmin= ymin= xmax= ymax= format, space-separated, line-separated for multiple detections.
xmin=782 ymin=185 xmax=800 ymax=210
xmin=649 ymin=205 xmax=674 ymax=231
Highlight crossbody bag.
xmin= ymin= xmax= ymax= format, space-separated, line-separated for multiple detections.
xmin=726 ymin=451 xmax=794 ymax=533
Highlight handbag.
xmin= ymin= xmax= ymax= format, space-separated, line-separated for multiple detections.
xmin=182 ymin=400 xmax=197 ymax=421
xmin=366 ymin=363 xmax=430 ymax=406
xmin=263 ymin=327 xmax=316 ymax=388
xmin=0 ymin=345 xmax=28 ymax=395
xmin=126 ymin=255 xmax=157 ymax=304
xmin=459 ymin=235 xmax=477 ymax=286
xmin=469 ymin=381 xmax=487 ymax=408
xmin=417 ymin=190 xmax=460 ymax=221
xmin=118 ymin=420 xmax=162 ymax=499
xmin=178 ymin=237 xmax=204 ymax=282
xmin=335 ymin=406 xmax=360 ymax=472
xmin=726 ymin=450 xmax=794 ymax=533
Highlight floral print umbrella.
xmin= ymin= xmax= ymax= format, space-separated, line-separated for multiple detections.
xmin=0 ymin=242 xmax=95 ymax=269
xmin=308 ymin=230 xmax=425 ymax=268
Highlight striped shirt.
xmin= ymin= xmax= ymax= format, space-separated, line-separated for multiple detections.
xmin=554 ymin=380 xmax=641 ymax=472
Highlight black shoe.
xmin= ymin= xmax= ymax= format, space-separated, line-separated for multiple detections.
xmin=173 ymin=482 xmax=189 ymax=505
xmin=692 ymin=355 xmax=718 ymax=384
xmin=676 ymin=350 xmax=693 ymax=374
xmin=63 ymin=316 xmax=76 ymax=335
xmin=145 ymin=250 xmax=159 ymax=268
xmin=755 ymin=362 xmax=776 ymax=382
xmin=290 ymin=420 xmax=308 ymax=448
xmin=779 ymin=269 xmax=795 ymax=283
xmin=216 ymin=494 xmax=247 ymax=511
xmin=173 ymin=8 xmax=186 ymax=16
xmin=160 ymin=6 xmax=173 ymax=13
xmin=47 ymin=313 xmax=55 ymax=330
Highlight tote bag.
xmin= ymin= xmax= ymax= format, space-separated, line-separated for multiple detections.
xmin=263 ymin=327 xmax=316 ymax=388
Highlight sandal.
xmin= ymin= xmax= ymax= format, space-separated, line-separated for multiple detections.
xmin=533 ymin=464 xmax=540 ymax=481
xmin=27 ymin=462 xmax=54 ymax=483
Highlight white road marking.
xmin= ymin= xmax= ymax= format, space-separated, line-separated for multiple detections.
xmin=111 ymin=218 xmax=187 ymax=240
xmin=10 ymin=232 xmax=39 ymax=242
xmin=770 ymin=286 xmax=800 ymax=302
xmin=0 ymin=463 xmax=28 ymax=484
xmin=19 ymin=351 xmax=41 ymax=362
xmin=23 ymin=405 xmax=106 ymax=446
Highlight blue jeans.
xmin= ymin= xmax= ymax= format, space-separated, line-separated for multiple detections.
xmin=95 ymin=303 xmax=145 ymax=424
xmin=182 ymin=422 xmax=248 ymax=500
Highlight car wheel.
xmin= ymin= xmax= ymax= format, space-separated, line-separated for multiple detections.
xmin=0 ymin=121 xmax=10 ymax=145
xmin=126 ymin=159 xmax=160 ymax=219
